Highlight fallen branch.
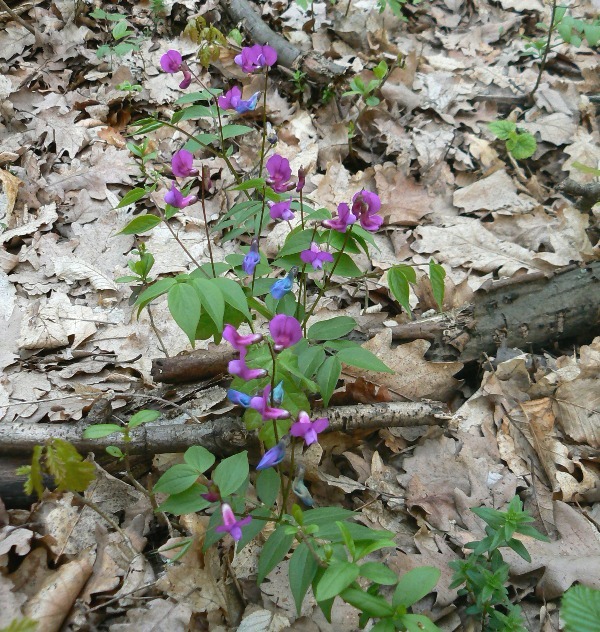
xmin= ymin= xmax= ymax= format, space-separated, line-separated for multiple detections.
xmin=0 ymin=401 xmax=447 ymax=456
xmin=151 ymin=347 xmax=236 ymax=383
xmin=559 ymin=179 xmax=600 ymax=212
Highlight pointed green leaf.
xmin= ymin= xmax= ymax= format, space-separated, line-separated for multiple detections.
xmin=429 ymin=260 xmax=445 ymax=311
xmin=168 ymin=283 xmax=201 ymax=344
xmin=183 ymin=445 xmax=215 ymax=474
xmin=307 ymin=316 xmax=357 ymax=341
xmin=119 ymin=214 xmax=161 ymax=235
xmin=336 ymin=347 xmax=393 ymax=373
xmin=289 ymin=542 xmax=319 ymax=615
xmin=314 ymin=561 xmax=359 ymax=602
xmin=82 ymin=424 xmax=124 ymax=439
xmin=128 ymin=409 xmax=160 ymax=428
xmin=392 ymin=566 xmax=440 ymax=607
xmin=192 ymin=278 xmax=225 ymax=331
xmin=212 ymin=451 xmax=248 ymax=497
xmin=316 ymin=355 xmax=341 ymax=406
xmin=153 ymin=464 xmax=200 ymax=495
xmin=257 ymin=524 xmax=295 ymax=583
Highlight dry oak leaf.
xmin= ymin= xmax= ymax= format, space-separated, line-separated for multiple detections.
xmin=0 ymin=168 xmax=22 ymax=228
xmin=108 ymin=599 xmax=192 ymax=632
xmin=342 ymin=330 xmax=462 ymax=401
xmin=0 ymin=204 xmax=58 ymax=245
xmin=33 ymin=108 xmax=90 ymax=158
xmin=554 ymin=378 xmax=600 ymax=448
xmin=502 ymin=501 xmax=600 ymax=599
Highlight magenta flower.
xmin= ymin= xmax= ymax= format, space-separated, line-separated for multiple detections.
xmin=160 ymin=50 xmax=183 ymax=73
xmin=352 ymin=190 xmax=382 ymax=232
xmin=200 ymin=481 xmax=220 ymax=502
xmin=266 ymin=154 xmax=293 ymax=193
xmin=290 ymin=411 xmax=329 ymax=446
xmin=164 ymin=182 xmax=197 ymax=208
xmin=256 ymin=439 xmax=286 ymax=470
xmin=223 ymin=324 xmax=263 ymax=351
xmin=218 ymin=86 xmax=260 ymax=113
xmin=228 ymin=348 xmax=268 ymax=381
xmin=269 ymin=199 xmax=294 ymax=221
xmin=300 ymin=242 xmax=334 ymax=270
xmin=242 ymin=238 xmax=261 ymax=275
xmin=250 ymin=384 xmax=290 ymax=420
xmin=296 ymin=167 xmax=306 ymax=192
xmin=234 ymin=44 xmax=277 ymax=74
xmin=215 ymin=503 xmax=252 ymax=541
xmin=171 ymin=149 xmax=198 ymax=178
xmin=322 ymin=202 xmax=356 ymax=233
xmin=269 ymin=315 xmax=302 ymax=352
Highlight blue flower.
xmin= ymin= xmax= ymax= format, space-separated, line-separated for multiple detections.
xmin=272 ymin=380 xmax=284 ymax=404
xmin=270 ymin=266 xmax=298 ymax=300
xmin=242 ymin=238 xmax=260 ymax=275
xmin=292 ymin=464 xmax=314 ymax=507
xmin=227 ymin=389 xmax=252 ymax=407
xmin=256 ymin=439 xmax=286 ymax=470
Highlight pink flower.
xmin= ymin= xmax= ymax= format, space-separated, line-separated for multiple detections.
xmin=250 ymin=384 xmax=290 ymax=420
xmin=223 ymin=324 xmax=263 ymax=351
xmin=234 ymin=44 xmax=277 ymax=74
xmin=228 ymin=348 xmax=268 ymax=381
xmin=160 ymin=50 xmax=183 ymax=73
xmin=269 ymin=199 xmax=294 ymax=221
xmin=296 ymin=167 xmax=306 ymax=192
xmin=269 ymin=315 xmax=302 ymax=352
xmin=352 ymin=190 xmax=382 ymax=232
xmin=215 ymin=503 xmax=252 ymax=541
xmin=300 ymin=242 xmax=334 ymax=270
xmin=266 ymin=154 xmax=293 ymax=193
xmin=290 ymin=411 xmax=329 ymax=446
xmin=164 ymin=182 xmax=197 ymax=208
xmin=322 ymin=202 xmax=356 ymax=233
xmin=218 ymin=86 xmax=260 ymax=113
xmin=171 ymin=149 xmax=198 ymax=178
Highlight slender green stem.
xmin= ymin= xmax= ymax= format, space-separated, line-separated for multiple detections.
xmin=258 ymin=68 xmax=270 ymax=181
xmin=299 ymin=188 xmax=305 ymax=229
xmin=199 ymin=169 xmax=216 ymax=277
xmin=529 ymin=0 xmax=558 ymax=102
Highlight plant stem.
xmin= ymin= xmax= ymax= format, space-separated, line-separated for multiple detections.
xmin=0 ymin=0 xmax=36 ymax=35
xmin=529 ymin=0 xmax=558 ymax=102
xmin=200 ymin=168 xmax=216 ymax=277
xmin=258 ymin=68 xmax=270 ymax=182
xmin=147 ymin=304 xmax=169 ymax=357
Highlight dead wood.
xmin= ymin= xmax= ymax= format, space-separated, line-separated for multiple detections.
xmin=559 ymin=179 xmax=600 ymax=212
xmin=0 ymin=401 xmax=447 ymax=456
xmin=389 ymin=262 xmax=600 ymax=362
xmin=220 ymin=0 xmax=344 ymax=83
xmin=151 ymin=347 xmax=236 ymax=383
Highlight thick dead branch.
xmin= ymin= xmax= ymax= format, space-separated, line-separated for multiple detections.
xmin=151 ymin=347 xmax=236 ymax=383
xmin=220 ymin=0 xmax=344 ymax=83
xmin=389 ymin=262 xmax=600 ymax=362
xmin=559 ymin=179 xmax=600 ymax=212
xmin=0 ymin=401 xmax=447 ymax=456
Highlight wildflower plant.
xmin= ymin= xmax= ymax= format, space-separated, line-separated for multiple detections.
xmin=105 ymin=35 xmax=450 ymax=629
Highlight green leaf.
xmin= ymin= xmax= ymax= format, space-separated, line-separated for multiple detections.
xmin=336 ymin=347 xmax=393 ymax=373
xmin=236 ymin=506 xmax=270 ymax=550
xmin=428 ymin=260 xmax=446 ymax=312
xmin=337 ymin=521 xmax=356 ymax=559
xmin=257 ymin=524 xmax=295 ymax=583
xmin=330 ymin=253 xmax=363 ymax=277
xmin=211 ymin=277 xmax=251 ymax=320
xmin=398 ymin=614 xmax=442 ymax=632
xmin=168 ymin=283 xmax=201 ymax=345
xmin=370 ymin=620 xmax=395 ymax=632
xmin=488 ymin=119 xmax=516 ymax=140
xmin=388 ymin=266 xmax=413 ymax=316
xmin=221 ymin=124 xmax=254 ymax=140
xmin=289 ymin=542 xmax=319 ymax=615
xmin=314 ymin=561 xmax=360 ymax=602
xmin=303 ymin=507 xmax=355 ymax=527
xmin=136 ymin=277 xmax=176 ymax=313
xmin=23 ymin=445 xmax=44 ymax=498
xmin=572 ymin=161 xmax=600 ymax=176
xmin=82 ymin=424 xmax=124 ymax=439
xmin=584 ymin=23 xmax=600 ymax=47
xmin=392 ymin=566 xmax=440 ymax=607
xmin=307 ymin=316 xmax=357 ymax=341
xmin=297 ymin=345 xmax=326 ymax=378
xmin=153 ymin=464 xmax=200 ymax=495
xmin=130 ymin=118 xmax=164 ymax=134
xmin=111 ymin=19 xmax=129 ymax=40
xmin=230 ymin=177 xmax=266 ymax=191
xmin=359 ymin=561 xmax=399 ymax=585
xmin=340 ymin=587 xmax=394 ymax=617
xmin=173 ymin=104 xmax=218 ymax=122
xmin=116 ymin=187 xmax=150 ymax=208
xmin=562 ymin=585 xmax=600 ymax=632
xmin=212 ymin=451 xmax=249 ymax=497
xmin=183 ymin=446 xmax=215 ymax=473
xmin=507 ymin=131 xmax=537 ymax=160
xmin=45 ymin=439 xmax=95 ymax=493
xmin=157 ymin=484 xmax=212 ymax=515
xmin=128 ymin=409 xmax=160 ymax=428
xmin=192 ymin=278 xmax=225 ymax=332
xmin=256 ymin=468 xmax=280 ymax=508
xmin=106 ymin=446 xmax=124 ymax=458
xmin=0 ymin=617 xmax=39 ymax=632
xmin=316 ymin=355 xmax=341 ymax=406
xmin=175 ymin=89 xmax=221 ymax=105
xmin=119 ymin=214 xmax=161 ymax=235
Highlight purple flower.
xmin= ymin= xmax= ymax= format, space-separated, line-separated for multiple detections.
xmin=215 ymin=503 xmax=252 ymax=541
xmin=171 ymin=149 xmax=198 ymax=178
xmin=234 ymin=44 xmax=277 ymax=74
xmin=200 ymin=481 xmax=220 ymax=502
xmin=300 ymin=242 xmax=334 ymax=270
xmin=250 ymin=384 xmax=290 ymax=420
xmin=179 ymin=69 xmax=192 ymax=90
xmin=228 ymin=348 xmax=268 ymax=381
xmin=218 ymin=86 xmax=260 ymax=113
xmin=269 ymin=314 xmax=302 ymax=352
xmin=352 ymin=190 xmax=382 ymax=232
xmin=227 ymin=389 xmax=252 ymax=407
xmin=269 ymin=199 xmax=294 ymax=221
xmin=290 ymin=411 xmax=329 ymax=446
xmin=256 ymin=439 xmax=286 ymax=470
xmin=266 ymin=154 xmax=293 ymax=193
xmin=160 ymin=50 xmax=183 ymax=73
xmin=322 ymin=202 xmax=356 ymax=233
xmin=242 ymin=238 xmax=261 ymax=275
xmin=164 ymin=182 xmax=197 ymax=208
xmin=223 ymin=324 xmax=263 ymax=351
xmin=296 ymin=167 xmax=306 ymax=192
xmin=270 ymin=266 xmax=297 ymax=300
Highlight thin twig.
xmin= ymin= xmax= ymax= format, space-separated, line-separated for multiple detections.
xmin=529 ymin=0 xmax=558 ymax=102
xmin=147 ymin=304 xmax=170 ymax=357
xmin=0 ymin=0 xmax=36 ymax=35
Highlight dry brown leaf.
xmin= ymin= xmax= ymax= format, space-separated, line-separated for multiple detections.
xmin=108 ymin=599 xmax=193 ymax=632
xmin=0 ymin=168 xmax=22 ymax=228
xmin=554 ymin=378 xmax=600 ymax=448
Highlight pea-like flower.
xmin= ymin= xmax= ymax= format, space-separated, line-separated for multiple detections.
xmin=234 ymin=44 xmax=277 ymax=74
xmin=200 ymin=481 xmax=220 ymax=502
xmin=159 ymin=49 xmax=192 ymax=89
xmin=218 ymin=86 xmax=260 ymax=113
xmin=223 ymin=324 xmax=263 ymax=351
xmin=290 ymin=411 xmax=329 ymax=446
xmin=266 ymin=154 xmax=293 ymax=193
xmin=270 ymin=266 xmax=297 ymax=300
xmin=242 ymin=238 xmax=261 ymax=275
xmin=272 ymin=380 xmax=284 ymax=404
xmin=322 ymin=202 xmax=356 ymax=233
xmin=300 ymin=242 xmax=334 ymax=270
xmin=227 ymin=388 xmax=252 ymax=407
xmin=269 ymin=199 xmax=294 ymax=221
xmin=164 ymin=182 xmax=197 ymax=208
xmin=215 ymin=503 xmax=252 ymax=541
xmin=171 ymin=149 xmax=198 ymax=178
xmin=269 ymin=314 xmax=302 ymax=352
xmin=250 ymin=384 xmax=290 ymax=420
xmin=296 ymin=167 xmax=306 ymax=193
xmin=256 ymin=439 xmax=286 ymax=470
xmin=292 ymin=464 xmax=314 ymax=507
xmin=228 ymin=348 xmax=267 ymax=381
xmin=352 ymin=190 xmax=383 ymax=232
